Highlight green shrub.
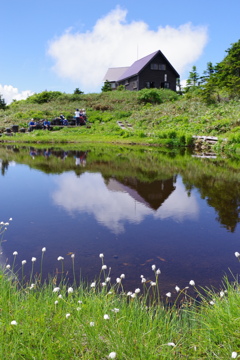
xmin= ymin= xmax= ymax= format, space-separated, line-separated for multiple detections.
xmin=26 ymin=91 xmax=63 ymax=104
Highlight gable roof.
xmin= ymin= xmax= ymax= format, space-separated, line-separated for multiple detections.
xmin=103 ymin=67 xmax=129 ymax=82
xmin=117 ymin=50 xmax=179 ymax=81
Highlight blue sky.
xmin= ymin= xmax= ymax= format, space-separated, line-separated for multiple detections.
xmin=1 ymin=0 xmax=239 ymax=103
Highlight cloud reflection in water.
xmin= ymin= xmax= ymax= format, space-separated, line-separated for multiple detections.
xmin=52 ymin=172 xmax=199 ymax=234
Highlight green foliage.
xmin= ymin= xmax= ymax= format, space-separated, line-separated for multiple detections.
xmin=138 ymin=88 xmax=162 ymax=104
xmin=73 ymin=88 xmax=84 ymax=94
xmin=0 ymin=94 xmax=7 ymax=110
xmin=101 ymin=80 xmax=112 ymax=92
xmin=116 ymin=85 xmax=125 ymax=91
xmin=26 ymin=91 xmax=63 ymax=104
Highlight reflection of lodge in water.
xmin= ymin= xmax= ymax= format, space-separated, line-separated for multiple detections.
xmin=107 ymin=176 xmax=177 ymax=210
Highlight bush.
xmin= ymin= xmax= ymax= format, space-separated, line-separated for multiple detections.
xmin=26 ymin=91 xmax=63 ymax=104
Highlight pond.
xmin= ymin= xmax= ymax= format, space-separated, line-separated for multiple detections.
xmin=0 ymin=144 xmax=240 ymax=297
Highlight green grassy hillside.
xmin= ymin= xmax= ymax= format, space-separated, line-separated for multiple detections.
xmin=0 ymin=90 xmax=240 ymax=152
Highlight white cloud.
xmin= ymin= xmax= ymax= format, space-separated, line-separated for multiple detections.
xmin=47 ymin=6 xmax=208 ymax=92
xmin=0 ymin=85 xmax=33 ymax=105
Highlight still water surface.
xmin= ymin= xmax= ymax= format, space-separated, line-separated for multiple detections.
xmin=0 ymin=145 xmax=239 ymax=295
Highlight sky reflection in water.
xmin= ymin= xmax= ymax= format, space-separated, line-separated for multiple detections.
xmin=0 ymin=147 xmax=239 ymax=295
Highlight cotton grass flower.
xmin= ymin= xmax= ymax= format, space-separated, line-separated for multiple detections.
xmin=152 ymin=264 xmax=156 ymax=271
xmin=232 ymin=352 xmax=238 ymax=359
xmin=57 ymin=256 xmax=64 ymax=261
xmin=141 ymin=277 xmax=146 ymax=283
xmin=10 ymin=320 xmax=17 ymax=325
xmin=58 ymin=294 xmax=63 ymax=299
xmin=106 ymin=277 xmax=111 ymax=282
xmin=102 ymin=265 xmax=107 ymax=270
xmin=90 ymin=282 xmax=96 ymax=288
xmin=167 ymin=342 xmax=176 ymax=347
xmin=127 ymin=291 xmax=132 ymax=296
xmin=116 ymin=278 xmax=121 ymax=283
xmin=135 ymin=288 xmax=141 ymax=294
xmin=90 ymin=321 xmax=95 ymax=327
xmin=53 ymin=287 xmax=60 ymax=293
xmin=22 ymin=260 xmax=27 ymax=265
xmin=156 ymin=268 xmax=161 ymax=275
xmin=101 ymin=282 xmax=107 ymax=287
xmin=6 ymin=264 xmax=11 ymax=269
xmin=234 ymin=252 xmax=240 ymax=258
xmin=71 ymin=253 xmax=75 ymax=258
xmin=66 ymin=313 xmax=71 ymax=319
xmin=189 ymin=280 xmax=195 ymax=286
xmin=55 ymin=300 xmax=58 ymax=305
xmin=13 ymin=251 xmax=18 ymax=256
xmin=150 ymin=281 xmax=156 ymax=286
xmin=220 ymin=291 xmax=225 ymax=298
xmin=120 ymin=274 xmax=125 ymax=279
xmin=68 ymin=287 xmax=73 ymax=293
xmin=166 ymin=292 xmax=171 ymax=298
xmin=108 ymin=352 xmax=117 ymax=359
xmin=104 ymin=314 xmax=110 ymax=320
xmin=99 ymin=253 xmax=104 ymax=258
xmin=175 ymin=286 xmax=180 ymax=292
xmin=112 ymin=308 xmax=119 ymax=313
xmin=42 ymin=247 xmax=46 ymax=252
xmin=31 ymin=257 xmax=36 ymax=262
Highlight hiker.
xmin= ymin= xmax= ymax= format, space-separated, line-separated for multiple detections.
xmin=28 ymin=118 xmax=36 ymax=132
xmin=74 ymin=109 xmax=80 ymax=126
xmin=43 ymin=119 xmax=51 ymax=130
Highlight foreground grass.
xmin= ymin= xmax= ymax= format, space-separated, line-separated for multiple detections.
xmin=1 ymin=222 xmax=240 ymax=360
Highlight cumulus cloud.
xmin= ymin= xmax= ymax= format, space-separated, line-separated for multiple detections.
xmin=47 ymin=6 xmax=208 ymax=92
xmin=0 ymin=85 xmax=33 ymax=105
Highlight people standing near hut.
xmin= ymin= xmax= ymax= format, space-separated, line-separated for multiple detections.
xmin=74 ymin=109 xmax=80 ymax=126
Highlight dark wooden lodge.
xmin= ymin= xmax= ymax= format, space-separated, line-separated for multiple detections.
xmin=103 ymin=50 xmax=180 ymax=91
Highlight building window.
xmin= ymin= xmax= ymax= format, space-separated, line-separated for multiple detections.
xmin=111 ymin=83 xmax=116 ymax=89
xmin=164 ymin=82 xmax=170 ymax=88
xmin=125 ymin=79 xmax=129 ymax=85
xmin=159 ymin=64 xmax=166 ymax=70
xmin=145 ymin=82 xmax=150 ymax=88
xmin=132 ymin=81 xmax=137 ymax=89
xmin=164 ymin=74 xmax=168 ymax=82
xmin=150 ymin=63 xmax=158 ymax=70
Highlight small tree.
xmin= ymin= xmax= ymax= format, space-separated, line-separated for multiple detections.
xmin=186 ymin=66 xmax=200 ymax=88
xmin=73 ymin=88 xmax=84 ymax=95
xmin=0 ymin=94 xmax=7 ymax=110
xmin=101 ymin=80 xmax=112 ymax=92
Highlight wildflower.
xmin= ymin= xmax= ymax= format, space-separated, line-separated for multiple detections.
xmin=108 ymin=352 xmax=117 ymax=359
xmin=234 ymin=252 xmax=240 ymax=258
xmin=57 ymin=256 xmax=64 ymax=261
xmin=102 ymin=265 xmax=107 ymax=270
xmin=116 ymin=278 xmax=121 ymax=283
xmin=68 ymin=287 xmax=74 ymax=293
xmin=42 ymin=247 xmax=46 ymax=252
xmin=66 ymin=313 xmax=70 ymax=319
xmin=5 ymin=222 xmax=9 ymax=226
xmin=112 ymin=308 xmax=119 ymax=313
xmin=53 ymin=287 xmax=60 ymax=293
xmin=152 ymin=264 xmax=156 ymax=271
xmin=156 ymin=268 xmax=161 ymax=275
xmin=167 ymin=342 xmax=176 ymax=347
xmin=71 ymin=253 xmax=75 ymax=258
xmin=150 ymin=281 xmax=156 ymax=286
xmin=90 ymin=282 xmax=96 ymax=288
xmin=6 ymin=264 xmax=11 ymax=269
xmin=107 ymin=291 xmax=113 ymax=295
xmin=232 ymin=352 xmax=238 ymax=358
xmin=78 ymin=300 xmax=83 ymax=304
xmin=31 ymin=257 xmax=36 ymax=262
xmin=220 ymin=291 xmax=225 ymax=297
xmin=22 ymin=260 xmax=27 ymax=265
xmin=141 ymin=277 xmax=146 ymax=283
xmin=30 ymin=284 xmax=35 ymax=289
xmin=106 ymin=277 xmax=111 ymax=282
xmin=55 ymin=300 xmax=58 ymax=305
xmin=77 ymin=307 xmax=81 ymax=311
xmin=10 ymin=320 xmax=17 ymax=325
xmin=166 ymin=292 xmax=171 ymax=298
xmin=175 ymin=286 xmax=180 ymax=292
xmin=58 ymin=294 xmax=63 ymax=299
xmin=135 ymin=288 xmax=140 ymax=294
xmin=127 ymin=291 xmax=132 ymax=296
xmin=189 ymin=280 xmax=195 ymax=286
xmin=120 ymin=274 xmax=125 ymax=279
xmin=102 ymin=282 xmax=106 ymax=287
xmin=9 ymin=218 xmax=12 ymax=221
xmin=104 ymin=314 xmax=110 ymax=320
xmin=209 ymin=300 xmax=215 ymax=305
xmin=90 ymin=322 xmax=95 ymax=327
xmin=99 ymin=253 xmax=104 ymax=258
xmin=131 ymin=293 xmax=136 ymax=298
xmin=13 ymin=251 xmax=18 ymax=256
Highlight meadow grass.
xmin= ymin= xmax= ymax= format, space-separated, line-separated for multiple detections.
xmin=1 ymin=222 xmax=240 ymax=359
